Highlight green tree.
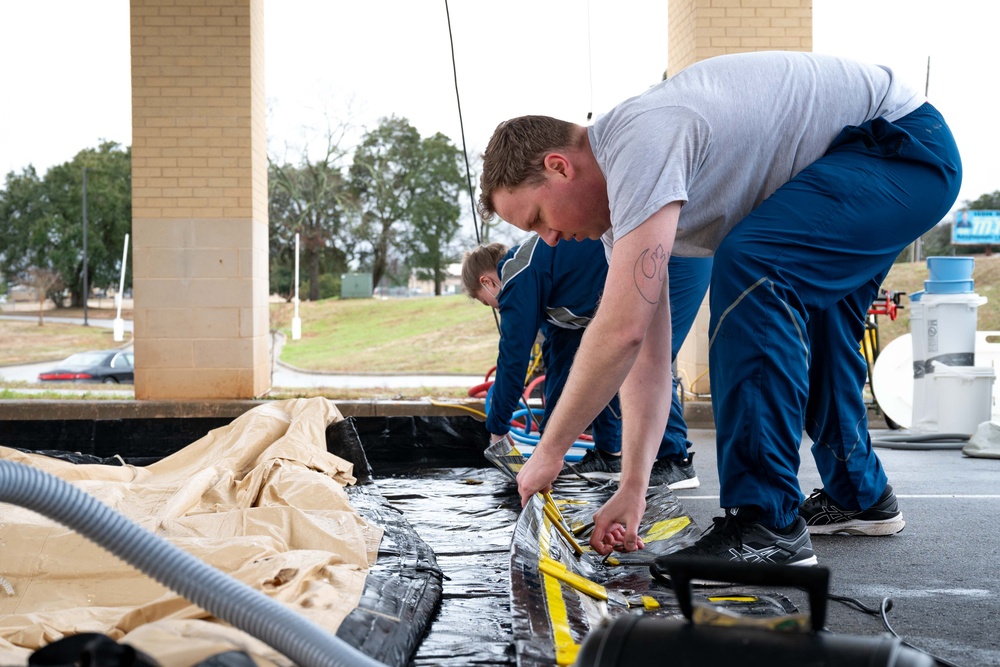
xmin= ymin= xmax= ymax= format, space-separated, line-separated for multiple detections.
xmin=407 ymin=132 xmax=465 ymax=295
xmin=1 ymin=165 xmax=49 ymax=283
xmin=0 ymin=143 xmax=131 ymax=308
xmin=918 ymin=221 xmax=954 ymax=258
xmin=967 ymin=190 xmax=1000 ymax=210
xmin=349 ymin=116 xmax=422 ymax=290
xmin=269 ymin=136 xmax=358 ymax=302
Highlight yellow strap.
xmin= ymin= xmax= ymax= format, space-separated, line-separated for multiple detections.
xmin=538 ymin=510 xmax=580 ymax=665
xmin=543 ymin=503 xmax=584 ymax=556
xmin=538 ymin=557 xmax=609 ymax=602
xmin=643 ymin=516 xmax=691 ymax=542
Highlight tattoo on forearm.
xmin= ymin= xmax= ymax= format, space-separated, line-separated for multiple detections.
xmin=633 ymin=245 xmax=667 ymax=304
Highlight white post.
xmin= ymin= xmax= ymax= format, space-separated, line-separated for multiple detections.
xmin=113 ymin=233 xmax=129 ymax=342
xmin=291 ymin=233 xmax=302 ymax=340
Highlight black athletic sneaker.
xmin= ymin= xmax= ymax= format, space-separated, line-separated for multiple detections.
xmin=799 ymin=484 xmax=905 ymax=536
xmin=648 ymin=453 xmax=700 ymax=489
xmin=561 ymin=448 xmax=622 ymax=480
xmin=654 ymin=509 xmax=818 ymax=572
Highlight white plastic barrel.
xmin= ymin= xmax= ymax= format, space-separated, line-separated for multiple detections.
xmin=908 ymin=295 xmax=934 ymax=431
xmin=911 ymin=292 xmax=987 ymax=432
xmin=934 ymin=365 xmax=996 ymax=436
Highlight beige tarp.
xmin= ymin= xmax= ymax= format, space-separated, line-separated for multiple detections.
xmin=0 ymin=398 xmax=382 ymax=666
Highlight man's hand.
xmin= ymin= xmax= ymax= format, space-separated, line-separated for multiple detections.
xmin=589 ymin=486 xmax=647 ymax=554
xmin=515 ymin=443 xmax=565 ymax=507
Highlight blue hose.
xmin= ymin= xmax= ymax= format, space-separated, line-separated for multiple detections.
xmin=0 ymin=459 xmax=385 ymax=667
xmin=486 ymin=386 xmax=594 ymax=450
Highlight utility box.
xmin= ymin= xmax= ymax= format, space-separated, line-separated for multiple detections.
xmin=341 ymin=273 xmax=373 ymax=299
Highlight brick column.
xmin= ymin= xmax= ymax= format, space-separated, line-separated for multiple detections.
xmin=130 ymin=0 xmax=269 ymax=399
xmin=667 ymin=0 xmax=812 ymax=75
xmin=668 ymin=0 xmax=812 ymax=396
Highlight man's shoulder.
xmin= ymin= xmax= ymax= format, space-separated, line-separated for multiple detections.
xmin=500 ymin=235 xmax=544 ymax=285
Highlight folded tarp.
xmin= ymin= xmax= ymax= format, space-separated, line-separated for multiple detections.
xmin=0 ymin=398 xmax=381 ymax=666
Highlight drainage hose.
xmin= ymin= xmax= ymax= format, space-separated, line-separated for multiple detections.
xmin=871 ymin=433 xmax=969 ymax=451
xmin=0 ymin=459 xmax=385 ymax=667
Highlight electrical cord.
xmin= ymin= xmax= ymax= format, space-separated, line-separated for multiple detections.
xmin=828 ymin=593 xmax=962 ymax=667
xmin=443 ymin=0 xmax=478 ymax=244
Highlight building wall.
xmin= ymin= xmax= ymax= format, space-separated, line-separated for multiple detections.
xmin=667 ymin=0 xmax=812 ymax=76
xmin=669 ymin=0 xmax=812 ymax=395
xmin=130 ymin=0 xmax=270 ymax=399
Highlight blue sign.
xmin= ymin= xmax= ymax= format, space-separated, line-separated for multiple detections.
xmin=953 ymin=210 xmax=1000 ymax=245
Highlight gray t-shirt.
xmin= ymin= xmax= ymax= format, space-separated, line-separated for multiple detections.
xmin=589 ymin=51 xmax=925 ymax=258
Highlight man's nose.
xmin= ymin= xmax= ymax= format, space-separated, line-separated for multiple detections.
xmin=538 ymin=227 xmax=560 ymax=247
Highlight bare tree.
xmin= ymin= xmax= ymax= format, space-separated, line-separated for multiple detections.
xmin=25 ymin=267 xmax=63 ymax=326
xmin=269 ymin=114 xmax=359 ymax=301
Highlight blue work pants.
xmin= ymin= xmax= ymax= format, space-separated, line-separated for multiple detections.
xmin=708 ymin=103 xmax=962 ymax=529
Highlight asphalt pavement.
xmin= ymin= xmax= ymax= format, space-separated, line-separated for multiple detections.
xmin=676 ymin=428 xmax=1000 ymax=667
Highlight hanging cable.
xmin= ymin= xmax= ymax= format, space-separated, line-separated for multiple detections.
xmin=444 ymin=0 xmax=501 ymax=334
xmin=585 ymin=0 xmax=594 ymax=122
xmin=443 ymin=0 xmax=481 ymax=244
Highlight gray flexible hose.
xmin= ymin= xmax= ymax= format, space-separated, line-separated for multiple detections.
xmin=871 ymin=432 xmax=969 ymax=450
xmin=0 ymin=459 xmax=386 ymax=667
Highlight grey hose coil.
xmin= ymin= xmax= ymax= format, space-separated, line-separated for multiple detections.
xmin=0 ymin=459 xmax=386 ymax=667
xmin=871 ymin=432 xmax=969 ymax=450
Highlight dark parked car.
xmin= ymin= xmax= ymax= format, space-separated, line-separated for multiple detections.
xmin=38 ymin=350 xmax=135 ymax=384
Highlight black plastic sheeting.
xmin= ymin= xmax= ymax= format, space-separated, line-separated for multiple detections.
xmin=335 ymin=415 xmax=519 ymax=665
xmin=374 ymin=468 xmax=519 ymax=666
xmin=509 ymin=479 xmax=801 ymax=667
xmin=330 ymin=417 xmax=534 ymax=667
xmin=0 ymin=417 xmax=235 ymax=465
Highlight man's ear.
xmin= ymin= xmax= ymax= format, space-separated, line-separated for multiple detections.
xmin=543 ymin=153 xmax=573 ymax=178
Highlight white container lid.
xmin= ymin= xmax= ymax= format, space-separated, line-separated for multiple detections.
xmin=920 ymin=292 xmax=987 ymax=306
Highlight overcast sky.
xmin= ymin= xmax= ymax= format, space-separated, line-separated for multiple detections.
xmin=1 ymin=0 xmax=997 ymax=225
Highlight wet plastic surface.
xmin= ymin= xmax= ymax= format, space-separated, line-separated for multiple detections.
xmin=374 ymin=466 xmax=520 ymax=667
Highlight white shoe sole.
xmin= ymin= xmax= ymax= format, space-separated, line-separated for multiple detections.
xmin=570 ymin=470 xmax=620 ymax=481
xmin=668 ymin=476 xmax=700 ymax=490
xmin=806 ymin=516 xmax=905 ymax=536
xmin=662 ymin=556 xmax=820 ymax=588
xmin=571 ymin=472 xmax=701 ymax=490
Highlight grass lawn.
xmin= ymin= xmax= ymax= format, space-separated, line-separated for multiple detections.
xmin=0 ymin=316 xmax=123 ymax=365
xmin=270 ymin=295 xmax=500 ymax=375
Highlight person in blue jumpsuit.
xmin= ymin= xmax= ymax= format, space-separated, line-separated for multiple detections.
xmin=461 ymin=235 xmax=711 ymax=488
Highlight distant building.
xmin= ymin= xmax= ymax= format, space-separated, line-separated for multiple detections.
xmin=8 ymin=285 xmax=39 ymax=302
xmin=408 ymin=263 xmax=463 ymax=296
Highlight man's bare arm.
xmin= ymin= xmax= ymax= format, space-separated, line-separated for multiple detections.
xmin=515 ymin=202 xmax=682 ymax=507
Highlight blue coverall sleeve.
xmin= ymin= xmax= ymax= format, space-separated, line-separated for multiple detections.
xmin=485 ymin=248 xmax=551 ymax=435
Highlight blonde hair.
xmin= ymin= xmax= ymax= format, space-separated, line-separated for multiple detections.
xmin=461 ymin=243 xmax=509 ymax=296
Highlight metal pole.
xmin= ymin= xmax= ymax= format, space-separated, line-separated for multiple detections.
xmin=291 ymin=232 xmax=302 ymax=340
xmin=82 ymin=167 xmax=89 ymax=326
